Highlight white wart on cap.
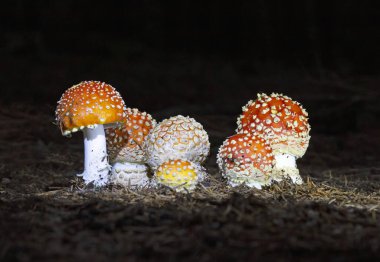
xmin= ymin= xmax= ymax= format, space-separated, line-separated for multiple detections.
xmin=144 ymin=115 xmax=210 ymax=170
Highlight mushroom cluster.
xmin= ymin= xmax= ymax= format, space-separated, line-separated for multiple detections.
xmin=56 ymin=82 xmax=308 ymax=192
xmin=106 ymin=108 xmax=157 ymax=187
xmin=144 ymin=115 xmax=210 ymax=192
xmin=55 ymin=85 xmax=210 ymax=191
xmin=218 ymin=93 xmax=310 ymax=188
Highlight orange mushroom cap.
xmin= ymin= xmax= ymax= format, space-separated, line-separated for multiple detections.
xmin=106 ymin=108 xmax=156 ymax=164
xmin=236 ymin=93 xmax=310 ymax=158
xmin=55 ymin=81 xmax=126 ymax=136
xmin=217 ymin=133 xmax=274 ymax=185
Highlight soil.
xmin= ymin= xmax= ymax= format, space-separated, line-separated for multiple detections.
xmin=1 ymin=75 xmax=380 ymax=261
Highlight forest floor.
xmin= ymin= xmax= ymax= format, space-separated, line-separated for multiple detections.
xmin=1 ymin=76 xmax=380 ymax=261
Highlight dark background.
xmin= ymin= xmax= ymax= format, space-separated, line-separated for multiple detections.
xmin=1 ymin=1 xmax=379 ymax=104
xmin=2 ymin=0 xmax=380 ymax=136
xmin=2 ymin=1 xmax=380 ymax=261
xmin=0 ymin=0 xmax=379 ymax=154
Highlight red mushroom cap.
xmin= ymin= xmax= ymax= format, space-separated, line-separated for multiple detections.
xmin=55 ymin=81 xmax=126 ymax=136
xmin=236 ymin=93 xmax=310 ymax=158
xmin=217 ymin=133 xmax=274 ymax=186
xmin=106 ymin=108 xmax=156 ymax=163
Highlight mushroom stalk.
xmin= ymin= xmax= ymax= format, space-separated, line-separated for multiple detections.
xmin=273 ymin=153 xmax=303 ymax=184
xmin=110 ymin=162 xmax=150 ymax=187
xmin=80 ymin=124 xmax=110 ymax=186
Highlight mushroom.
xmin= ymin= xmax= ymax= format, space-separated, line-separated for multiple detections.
xmin=155 ymin=159 xmax=205 ymax=192
xmin=217 ymin=133 xmax=274 ymax=189
xmin=236 ymin=93 xmax=310 ymax=184
xmin=144 ymin=115 xmax=210 ymax=171
xmin=106 ymin=108 xmax=156 ymax=187
xmin=55 ymin=81 xmax=126 ymax=186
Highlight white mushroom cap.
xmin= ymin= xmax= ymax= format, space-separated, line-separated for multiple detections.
xmin=144 ymin=115 xmax=210 ymax=170
xmin=110 ymin=162 xmax=150 ymax=187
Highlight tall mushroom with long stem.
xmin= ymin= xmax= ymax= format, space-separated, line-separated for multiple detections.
xmin=236 ymin=93 xmax=310 ymax=184
xmin=55 ymin=81 xmax=127 ymax=186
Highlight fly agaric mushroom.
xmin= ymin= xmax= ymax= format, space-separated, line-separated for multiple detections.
xmin=155 ymin=159 xmax=205 ymax=192
xmin=144 ymin=115 xmax=210 ymax=171
xmin=55 ymin=81 xmax=126 ymax=186
xmin=217 ymin=133 xmax=274 ymax=189
xmin=236 ymin=93 xmax=310 ymax=184
xmin=106 ymin=108 xmax=156 ymax=186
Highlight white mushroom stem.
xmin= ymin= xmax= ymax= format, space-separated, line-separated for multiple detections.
xmin=110 ymin=162 xmax=150 ymax=187
xmin=273 ymin=153 xmax=303 ymax=184
xmin=275 ymin=153 xmax=296 ymax=169
xmin=79 ymin=124 xmax=110 ymax=186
